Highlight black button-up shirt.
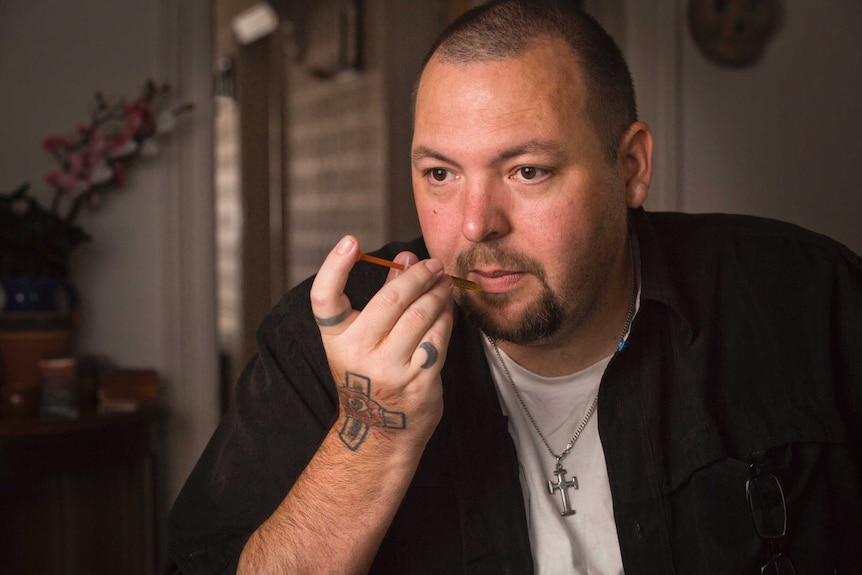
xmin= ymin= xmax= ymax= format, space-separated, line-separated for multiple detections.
xmin=167 ymin=208 xmax=861 ymax=574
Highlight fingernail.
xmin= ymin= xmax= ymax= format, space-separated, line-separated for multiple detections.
xmin=395 ymin=253 xmax=411 ymax=269
xmin=424 ymin=259 xmax=444 ymax=274
xmin=336 ymin=236 xmax=355 ymax=255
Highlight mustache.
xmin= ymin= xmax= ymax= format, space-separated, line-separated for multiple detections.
xmin=455 ymin=244 xmax=546 ymax=280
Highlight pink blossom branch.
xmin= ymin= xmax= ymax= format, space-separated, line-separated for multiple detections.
xmin=42 ymin=80 xmax=192 ymax=224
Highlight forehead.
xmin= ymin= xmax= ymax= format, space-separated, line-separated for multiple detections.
xmin=413 ymin=38 xmax=589 ymax=151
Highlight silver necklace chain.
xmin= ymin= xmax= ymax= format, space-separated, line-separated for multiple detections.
xmin=487 ymin=236 xmax=638 ymax=470
xmin=490 ymin=340 xmax=598 ymax=468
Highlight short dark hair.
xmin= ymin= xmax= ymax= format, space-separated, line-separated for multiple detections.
xmin=418 ymin=0 xmax=637 ymax=162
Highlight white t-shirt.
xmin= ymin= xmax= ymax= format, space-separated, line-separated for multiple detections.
xmin=482 ymin=339 xmax=625 ymax=575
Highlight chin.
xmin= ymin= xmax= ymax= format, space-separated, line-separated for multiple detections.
xmin=456 ymin=289 xmax=563 ymax=346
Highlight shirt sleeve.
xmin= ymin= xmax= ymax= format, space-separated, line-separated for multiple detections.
xmin=164 ymin=279 xmax=338 ymax=574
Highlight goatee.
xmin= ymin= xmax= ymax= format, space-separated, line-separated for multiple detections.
xmin=454 ymin=245 xmax=564 ymax=345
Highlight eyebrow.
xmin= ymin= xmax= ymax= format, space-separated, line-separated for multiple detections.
xmin=498 ymin=139 xmax=566 ymax=161
xmin=411 ymin=139 xmax=566 ymax=168
xmin=411 ymin=145 xmax=460 ymax=169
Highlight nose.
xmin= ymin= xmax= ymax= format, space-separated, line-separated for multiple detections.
xmin=460 ymin=177 xmax=511 ymax=243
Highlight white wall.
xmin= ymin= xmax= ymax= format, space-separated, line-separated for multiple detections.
xmin=681 ymin=0 xmax=862 ymax=255
xmin=0 ymin=0 xmax=219 ymax=512
xmin=1 ymin=2 xmax=162 ymax=364
xmin=605 ymin=0 xmax=861 ymax=254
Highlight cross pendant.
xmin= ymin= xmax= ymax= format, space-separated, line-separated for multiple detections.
xmin=547 ymin=466 xmax=578 ymax=516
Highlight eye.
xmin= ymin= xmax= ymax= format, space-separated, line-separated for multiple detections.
xmin=425 ymin=167 xmax=455 ymax=184
xmin=513 ymin=166 xmax=550 ymax=183
xmin=431 ymin=168 xmax=448 ymax=181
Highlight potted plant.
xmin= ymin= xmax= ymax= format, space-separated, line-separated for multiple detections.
xmin=0 ymin=81 xmax=192 ymax=395
xmin=0 ymin=80 xmax=193 ymax=313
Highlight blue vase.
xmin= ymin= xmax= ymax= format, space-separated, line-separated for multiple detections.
xmin=0 ymin=276 xmax=78 ymax=313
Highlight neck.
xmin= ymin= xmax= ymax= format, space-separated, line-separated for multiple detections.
xmin=497 ymin=234 xmax=638 ymax=377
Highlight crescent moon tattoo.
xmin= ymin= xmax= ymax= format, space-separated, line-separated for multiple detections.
xmin=419 ymin=341 xmax=439 ymax=369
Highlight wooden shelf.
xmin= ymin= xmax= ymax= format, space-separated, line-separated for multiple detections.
xmin=0 ymin=407 xmax=163 ymax=574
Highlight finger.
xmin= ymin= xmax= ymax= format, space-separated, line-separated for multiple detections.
xmin=385 ymin=272 xmax=453 ymax=361
xmin=310 ymin=235 xmax=360 ymax=334
xmin=352 ymin=259 xmax=448 ymax=341
xmin=385 ymin=251 xmax=419 ymax=283
xmin=410 ymin=294 xmax=454 ymax=372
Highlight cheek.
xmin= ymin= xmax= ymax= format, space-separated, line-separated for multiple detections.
xmin=415 ymin=197 xmax=459 ymax=261
xmin=524 ymin=192 xmax=615 ymax=276
xmin=524 ymin=196 xmax=580 ymax=246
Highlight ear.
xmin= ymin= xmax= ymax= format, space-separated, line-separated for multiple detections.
xmin=617 ymin=121 xmax=653 ymax=209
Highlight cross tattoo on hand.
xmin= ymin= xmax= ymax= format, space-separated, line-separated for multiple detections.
xmin=338 ymin=371 xmax=406 ymax=451
xmin=547 ymin=466 xmax=578 ymax=516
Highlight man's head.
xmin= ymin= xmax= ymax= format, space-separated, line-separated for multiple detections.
xmin=411 ymin=0 xmax=652 ymax=354
xmin=418 ymin=0 xmax=637 ymax=164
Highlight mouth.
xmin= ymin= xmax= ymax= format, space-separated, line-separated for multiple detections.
xmin=469 ymin=269 xmax=527 ymax=294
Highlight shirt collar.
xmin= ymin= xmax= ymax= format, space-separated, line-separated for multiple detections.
xmin=630 ymin=207 xmax=695 ymax=345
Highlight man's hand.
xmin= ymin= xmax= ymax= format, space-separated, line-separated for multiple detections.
xmin=238 ymin=235 xmax=454 ymax=575
xmin=310 ymin=235 xmax=454 ymax=449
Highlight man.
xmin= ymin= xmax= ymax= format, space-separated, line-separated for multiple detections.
xmin=166 ymin=1 xmax=861 ymax=573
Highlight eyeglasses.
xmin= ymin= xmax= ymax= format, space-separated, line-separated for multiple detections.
xmin=746 ymin=452 xmax=797 ymax=575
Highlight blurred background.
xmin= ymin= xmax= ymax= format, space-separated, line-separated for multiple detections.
xmin=0 ymin=0 xmax=860 ymax=572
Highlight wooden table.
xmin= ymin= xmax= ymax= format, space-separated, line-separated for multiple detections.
xmin=0 ymin=407 xmax=163 ymax=574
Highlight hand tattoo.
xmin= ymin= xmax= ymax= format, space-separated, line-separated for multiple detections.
xmin=418 ymin=341 xmax=439 ymax=369
xmin=315 ymin=308 xmax=352 ymax=327
xmin=338 ymin=372 xmax=406 ymax=451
